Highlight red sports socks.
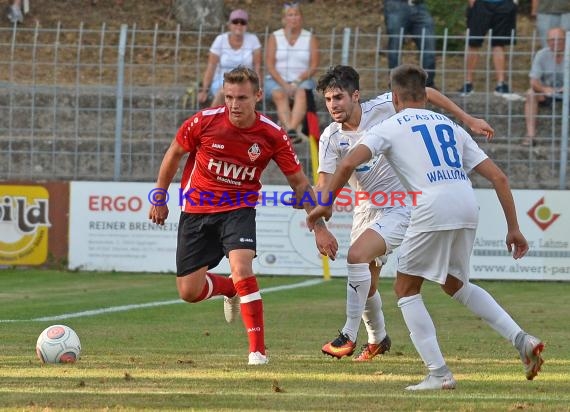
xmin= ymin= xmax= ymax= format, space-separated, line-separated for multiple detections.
xmin=190 ymin=273 xmax=236 ymax=302
xmin=234 ymin=276 xmax=265 ymax=354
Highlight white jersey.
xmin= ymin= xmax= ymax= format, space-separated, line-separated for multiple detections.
xmin=318 ymin=93 xmax=406 ymax=212
xmin=361 ymin=108 xmax=488 ymax=232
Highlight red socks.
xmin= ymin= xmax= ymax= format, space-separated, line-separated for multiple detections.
xmin=235 ymin=277 xmax=265 ymax=354
xmin=190 ymin=273 xmax=236 ymax=303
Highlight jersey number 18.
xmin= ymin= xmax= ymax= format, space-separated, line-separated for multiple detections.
xmin=412 ymin=124 xmax=461 ymax=168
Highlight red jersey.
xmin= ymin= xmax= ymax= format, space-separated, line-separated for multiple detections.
xmin=176 ymin=106 xmax=302 ymax=213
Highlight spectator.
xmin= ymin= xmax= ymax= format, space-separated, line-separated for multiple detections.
xmin=458 ymin=0 xmax=518 ymax=97
xmin=383 ymin=0 xmax=437 ymax=88
xmin=198 ymin=9 xmax=262 ymax=107
xmin=265 ymin=1 xmax=319 ymax=143
xmin=531 ymin=0 xmax=570 ymax=48
xmin=7 ymin=0 xmax=23 ymax=23
xmin=523 ymin=27 xmax=566 ymax=147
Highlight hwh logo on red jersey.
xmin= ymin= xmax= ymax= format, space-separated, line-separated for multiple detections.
xmin=207 ymin=158 xmax=257 ymax=181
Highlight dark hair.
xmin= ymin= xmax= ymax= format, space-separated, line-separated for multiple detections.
xmin=223 ymin=66 xmax=260 ymax=92
xmin=390 ymin=64 xmax=427 ymax=102
xmin=316 ymin=65 xmax=360 ymax=95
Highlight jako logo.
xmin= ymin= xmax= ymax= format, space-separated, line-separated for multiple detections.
xmin=212 ymin=143 xmax=225 ymax=149
xmin=527 ymin=197 xmax=560 ymax=231
xmin=0 ymin=186 xmax=52 ymax=265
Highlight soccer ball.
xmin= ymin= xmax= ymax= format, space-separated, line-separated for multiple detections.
xmin=36 ymin=325 xmax=81 ymax=364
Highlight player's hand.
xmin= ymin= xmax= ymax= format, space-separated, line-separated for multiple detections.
xmin=506 ymin=229 xmax=529 ymax=259
xmin=467 ymin=117 xmax=495 ymax=141
xmin=314 ymin=226 xmax=338 ymax=261
xmin=149 ymin=205 xmax=169 ymax=225
xmin=288 ymin=194 xmax=305 ymax=209
xmin=306 ymin=205 xmax=332 ymax=231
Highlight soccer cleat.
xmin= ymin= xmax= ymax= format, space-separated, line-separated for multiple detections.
xmin=248 ymin=351 xmax=268 ymax=365
xmin=352 ymin=335 xmax=391 ymax=362
xmin=405 ymin=372 xmax=457 ymax=391
xmin=321 ymin=331 xmax=356 ymax=359
xmin=519 ymin=334 xmax=545 ymax=380
xmin=223 ymin=294 xmax=240 ymax=323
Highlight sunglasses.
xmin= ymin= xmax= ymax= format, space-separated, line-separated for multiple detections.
xmin=231 ymin=19 xmax=247 ymax=26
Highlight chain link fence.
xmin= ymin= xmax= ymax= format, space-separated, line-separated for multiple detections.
xmin=1 ymin=23 xmax=568 ymax=188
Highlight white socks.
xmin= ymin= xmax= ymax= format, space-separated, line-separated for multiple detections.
xmin=398 ymin=294 xmax=446 ymax=371
xmin=452 ymin=282 xmax=522 ymax=345
xmin=362 ymin=291 xmax=387 ymax=344
xmin=342 ymin=263 xmax=371 ymax=342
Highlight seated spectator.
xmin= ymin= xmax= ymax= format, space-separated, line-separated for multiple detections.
xmin=198 ymin=9 xmax=261 ymax=107
xmin=265 ymin=2 xmax=319 ymax=143
xmin=523 ymin=27 xmax=566 ymax=146
xmin=7 ymin=0 xmax=23 ymax=23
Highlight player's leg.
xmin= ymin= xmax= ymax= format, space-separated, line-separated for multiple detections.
xmin=223 ymin=208 xmax=267 ymax=365
xmin=321 ymin=207 xmax=387 ymax=359
xmin=443 ymin=229 xmax=544 ymax=380
xmin=175 ymin=212 xmax=236 ymax=303
xmin=396 ymin=231 xmax=456 ymax=390
xmin=228 ymin=249 xmax=267 ymax=365
xmin=353 ymin=206 xmax=409 ymax=361
xmin=353 ymin=261 xmax=392 ymax=361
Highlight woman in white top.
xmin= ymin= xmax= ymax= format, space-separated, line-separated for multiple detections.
xmin=265 ymin=2 xmax=319 ymax=142
xmin=198 ymin=9 xmax=262 ymax=107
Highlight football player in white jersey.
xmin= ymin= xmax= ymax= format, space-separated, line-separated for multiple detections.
xmin=315 ymin=65 xmax=494 ymax=361
xmin=309 ymin=64 xmax=544 ymax=390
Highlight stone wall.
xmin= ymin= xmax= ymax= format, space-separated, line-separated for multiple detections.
xmin=1 ymin=86 xmax=568 ymax=188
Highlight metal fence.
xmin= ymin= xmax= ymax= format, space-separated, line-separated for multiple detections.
xmin=0 ymin=23 xmax=569 ymax=188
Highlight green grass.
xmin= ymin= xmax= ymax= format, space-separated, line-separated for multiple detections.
xmin=0 ymin=269 xmax=569 ymax=411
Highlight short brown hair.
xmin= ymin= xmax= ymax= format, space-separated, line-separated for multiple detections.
xmin=223 ymin=66 xmax=260 ymax=92
xmin=390 ymin=64 xmax=427 ymax=102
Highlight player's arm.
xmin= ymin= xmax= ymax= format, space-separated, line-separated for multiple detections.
xmin=315 ymin=171 xmax=331 ymax=192
xmin=307 ymin=144 xmax=372 ymax=228
xmin=286 ymin=170 xmax=338 ymax=260
xmin=148 ymin=139 xmax=187 ymax=225
xmin=426 ymin=87 xmax=494 ymax=140
xmin=291 ymin=171 xmax=330 ymax=210
xmin=473 ymin=158 xmax=528 ymax=259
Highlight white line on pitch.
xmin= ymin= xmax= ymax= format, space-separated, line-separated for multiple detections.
xmin=0 ymin=278 xmax=324 ymax=323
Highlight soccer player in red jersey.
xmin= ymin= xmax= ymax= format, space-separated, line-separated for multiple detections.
xmin=149 ymin=66 xmax=338 ymax=365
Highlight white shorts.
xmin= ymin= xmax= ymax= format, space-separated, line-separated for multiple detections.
xmin=396 ymin=228 xmax=476 ymax=285
xmin=351 ymin=206 xmax=411 ymax=263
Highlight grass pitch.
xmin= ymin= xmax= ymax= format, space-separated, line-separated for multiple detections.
xmin=0 ymin=269 xmax=568 ymax=411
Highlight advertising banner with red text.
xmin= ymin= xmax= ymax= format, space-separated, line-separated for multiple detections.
xmin=67 ymin=182 xmax=570 ymax=280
